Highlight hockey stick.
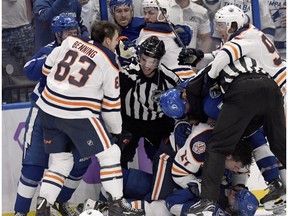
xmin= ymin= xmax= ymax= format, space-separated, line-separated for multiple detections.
xmin=154 ymin=0 xmax=187 ymax=50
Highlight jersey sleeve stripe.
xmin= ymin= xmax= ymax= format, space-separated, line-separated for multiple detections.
xmin=225 ymin=43 xmax=239 ymax=60
xmin=42 ymin=67 xmax=50 ymax=76
xmin=222 ymin=48 xmax=233 ymax=63
xmin=102 ymin=101 xmax=121 ymax=108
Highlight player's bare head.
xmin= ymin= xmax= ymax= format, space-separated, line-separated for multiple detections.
xmin=225 ymin=140 xmax=253 ymax=172
xmin=139 ymin=36 xmax=165 ymax=77
xmin=109 ymin=0 xmax=133 ymax=27
xmin=214 ymin=5 xmax=247 ymax=41
xmin=51 ymin=14 xmax=79 ymax=45
xmin=142 ymin=0 xmax=170 ymax=23
xmin=91 ymin=21 xmax=121 ymax=52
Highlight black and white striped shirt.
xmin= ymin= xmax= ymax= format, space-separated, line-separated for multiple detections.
xmin=120 ymin=64 xmax=182 ymax=121
xmin=202 ymin=56 xmax=269 ymax=94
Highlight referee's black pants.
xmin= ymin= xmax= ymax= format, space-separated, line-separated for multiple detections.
xmin=201 ymin=74 xmax=286 ymax=202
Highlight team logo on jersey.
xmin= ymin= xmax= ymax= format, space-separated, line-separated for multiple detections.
xmin=87 ymin=140 xmax=94 ymax=146
xmin=151 ymin=89 xmax=163 ymax=103
xmin=192 ymin=141 xmax=206 ymax=154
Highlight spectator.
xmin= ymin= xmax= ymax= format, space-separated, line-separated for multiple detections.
xmin=168 ymin=0 xmax=213 ymax=52
xmin=33 ymin=0 xmax=89 ymax=52
xmin=267 ymin=0 xmax=286 ymax=59
xmin=2 ymin=0 xmax=36 ymax=103
xmin=2 ymin=0 xmax=34 ymax=65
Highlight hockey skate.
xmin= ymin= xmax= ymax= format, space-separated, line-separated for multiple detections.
xmin=52 ymin=201 xmax=77 ymax=216
xmin=260 ymin=178 xmax=286 ymax=211
xmin=186 ymin=199 xmax=215 ymax=216
xmin=107 ymin=193 xmax=145 ymax=216
xmin=14 ymin=213 xmax=27 ymax=216
xmin=272 ymin=205 xmax=286 ymax=216
xmin=36 ymin=197 xmax=54 ymax=216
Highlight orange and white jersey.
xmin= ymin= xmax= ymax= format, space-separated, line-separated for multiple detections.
xmin=37 ymin=36 xmax=122 ymax=134
xmin=172 ymin=123 xmax=214 ymax=188
xmin=207 ymin=24 xmax=286 ymax=96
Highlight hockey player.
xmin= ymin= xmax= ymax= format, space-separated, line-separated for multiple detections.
xmin=173 ymin=57 xmax=286 ymax=214
xmin=35 ymin=20 xmax=144 ymax=216
xmin=109 ymin=0 xmax=146 ymax=42
xmin=33 ymin=0 xmax=89 ymax=52
xmin=136 ymin=0 xmax=196 ymax=80
xmin=166 ymin=185 xmax=259 ymax=216
xmin=14 ymin=15 xmax=91 ymax=216
xmin=202 ymin=0 xmax=276 ymax=46
xmin=119 ymin=36 xmax=182 ymax=169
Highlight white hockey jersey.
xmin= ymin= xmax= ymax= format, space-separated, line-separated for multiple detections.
xmin=203 ymin=0 xmax=276 ymax=39
xmin=206 ymin=24 xmax=286 ymax=96
xmin=172 ymin=123 xmax=213 ymax=188
xmin=37 ymin=36 xmax=122 ymax=134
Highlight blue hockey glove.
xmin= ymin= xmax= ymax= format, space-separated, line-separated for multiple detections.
xmin=178 ymin=48 xmax=204 ymax=67
xmin=174 ymin=24 xmax=193 ymax=47
xmin=174 ymin=121 xmax=192 ymax=149
xmin=187 ymin=179 xmax=202 ymax=198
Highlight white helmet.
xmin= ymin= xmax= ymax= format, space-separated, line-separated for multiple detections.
xmin=214 ymin=5 xmax=246 ymax=31
xmin=79 ymin=210 xmax=103 ymax=216
xmin=142 ymin=0 xmax=170 ymax=22
xmin=142 ymin=0 xmax=170 ymax=10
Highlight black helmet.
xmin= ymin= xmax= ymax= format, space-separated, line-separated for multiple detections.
xmin=139 ymin=36 xmax=166 ymax=60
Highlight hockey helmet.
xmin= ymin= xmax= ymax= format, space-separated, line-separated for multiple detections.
xmin=79 ymin=210 xmax=103 ymax=216
xmin=109 ymin=0 xmax=133 ymax=13
xmin=214 ymin=5 xmax=246 ymax=32
xmin=51 ymin=14 xmax=79 ymax=33
xmin=231 ymin=189 xmax=259 ymax=216
xmin=139 ymin=36 xmax=166 ymax=60
xmin=142 ymin=0 xmax=170 ymax=22
xmin=142 ymin=0 xmax=170 ymax=11
xmin=160 ymin=88 xmax=186 ymax=119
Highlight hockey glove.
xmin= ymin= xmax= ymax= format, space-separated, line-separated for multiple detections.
xmin=174 ymin=24 xmax=193 ymax=47
xmin=178 ymin=48 xmax=204 ymax=67
xmin=116 ymin=37 xmax=137 ymax=67
xmin=111 ymin=130 xmax=133 ymax=150
xmin=174 ymin=121 xmax=192 ymax=149
xmin=187 ymin=179 xmax=202 ymax=198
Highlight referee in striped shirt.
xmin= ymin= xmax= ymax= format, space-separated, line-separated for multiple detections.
xmin=183 ymin=55 xmax=286 ymax=214
xmin=119 ymin=36 xmax=185 ymax=169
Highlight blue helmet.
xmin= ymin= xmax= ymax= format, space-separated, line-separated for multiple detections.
xmin=109 ymin=0 xmax=133 ymax=12
xmin=233 ymin=189 xmax=259 ymax=216
xmin=51 ymin=14 xmax=79 ymax=33
xmin=203 ymin=89 xmax=222 ymax=120
xmin=159 ymin=88 xmax=186 ymax=119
